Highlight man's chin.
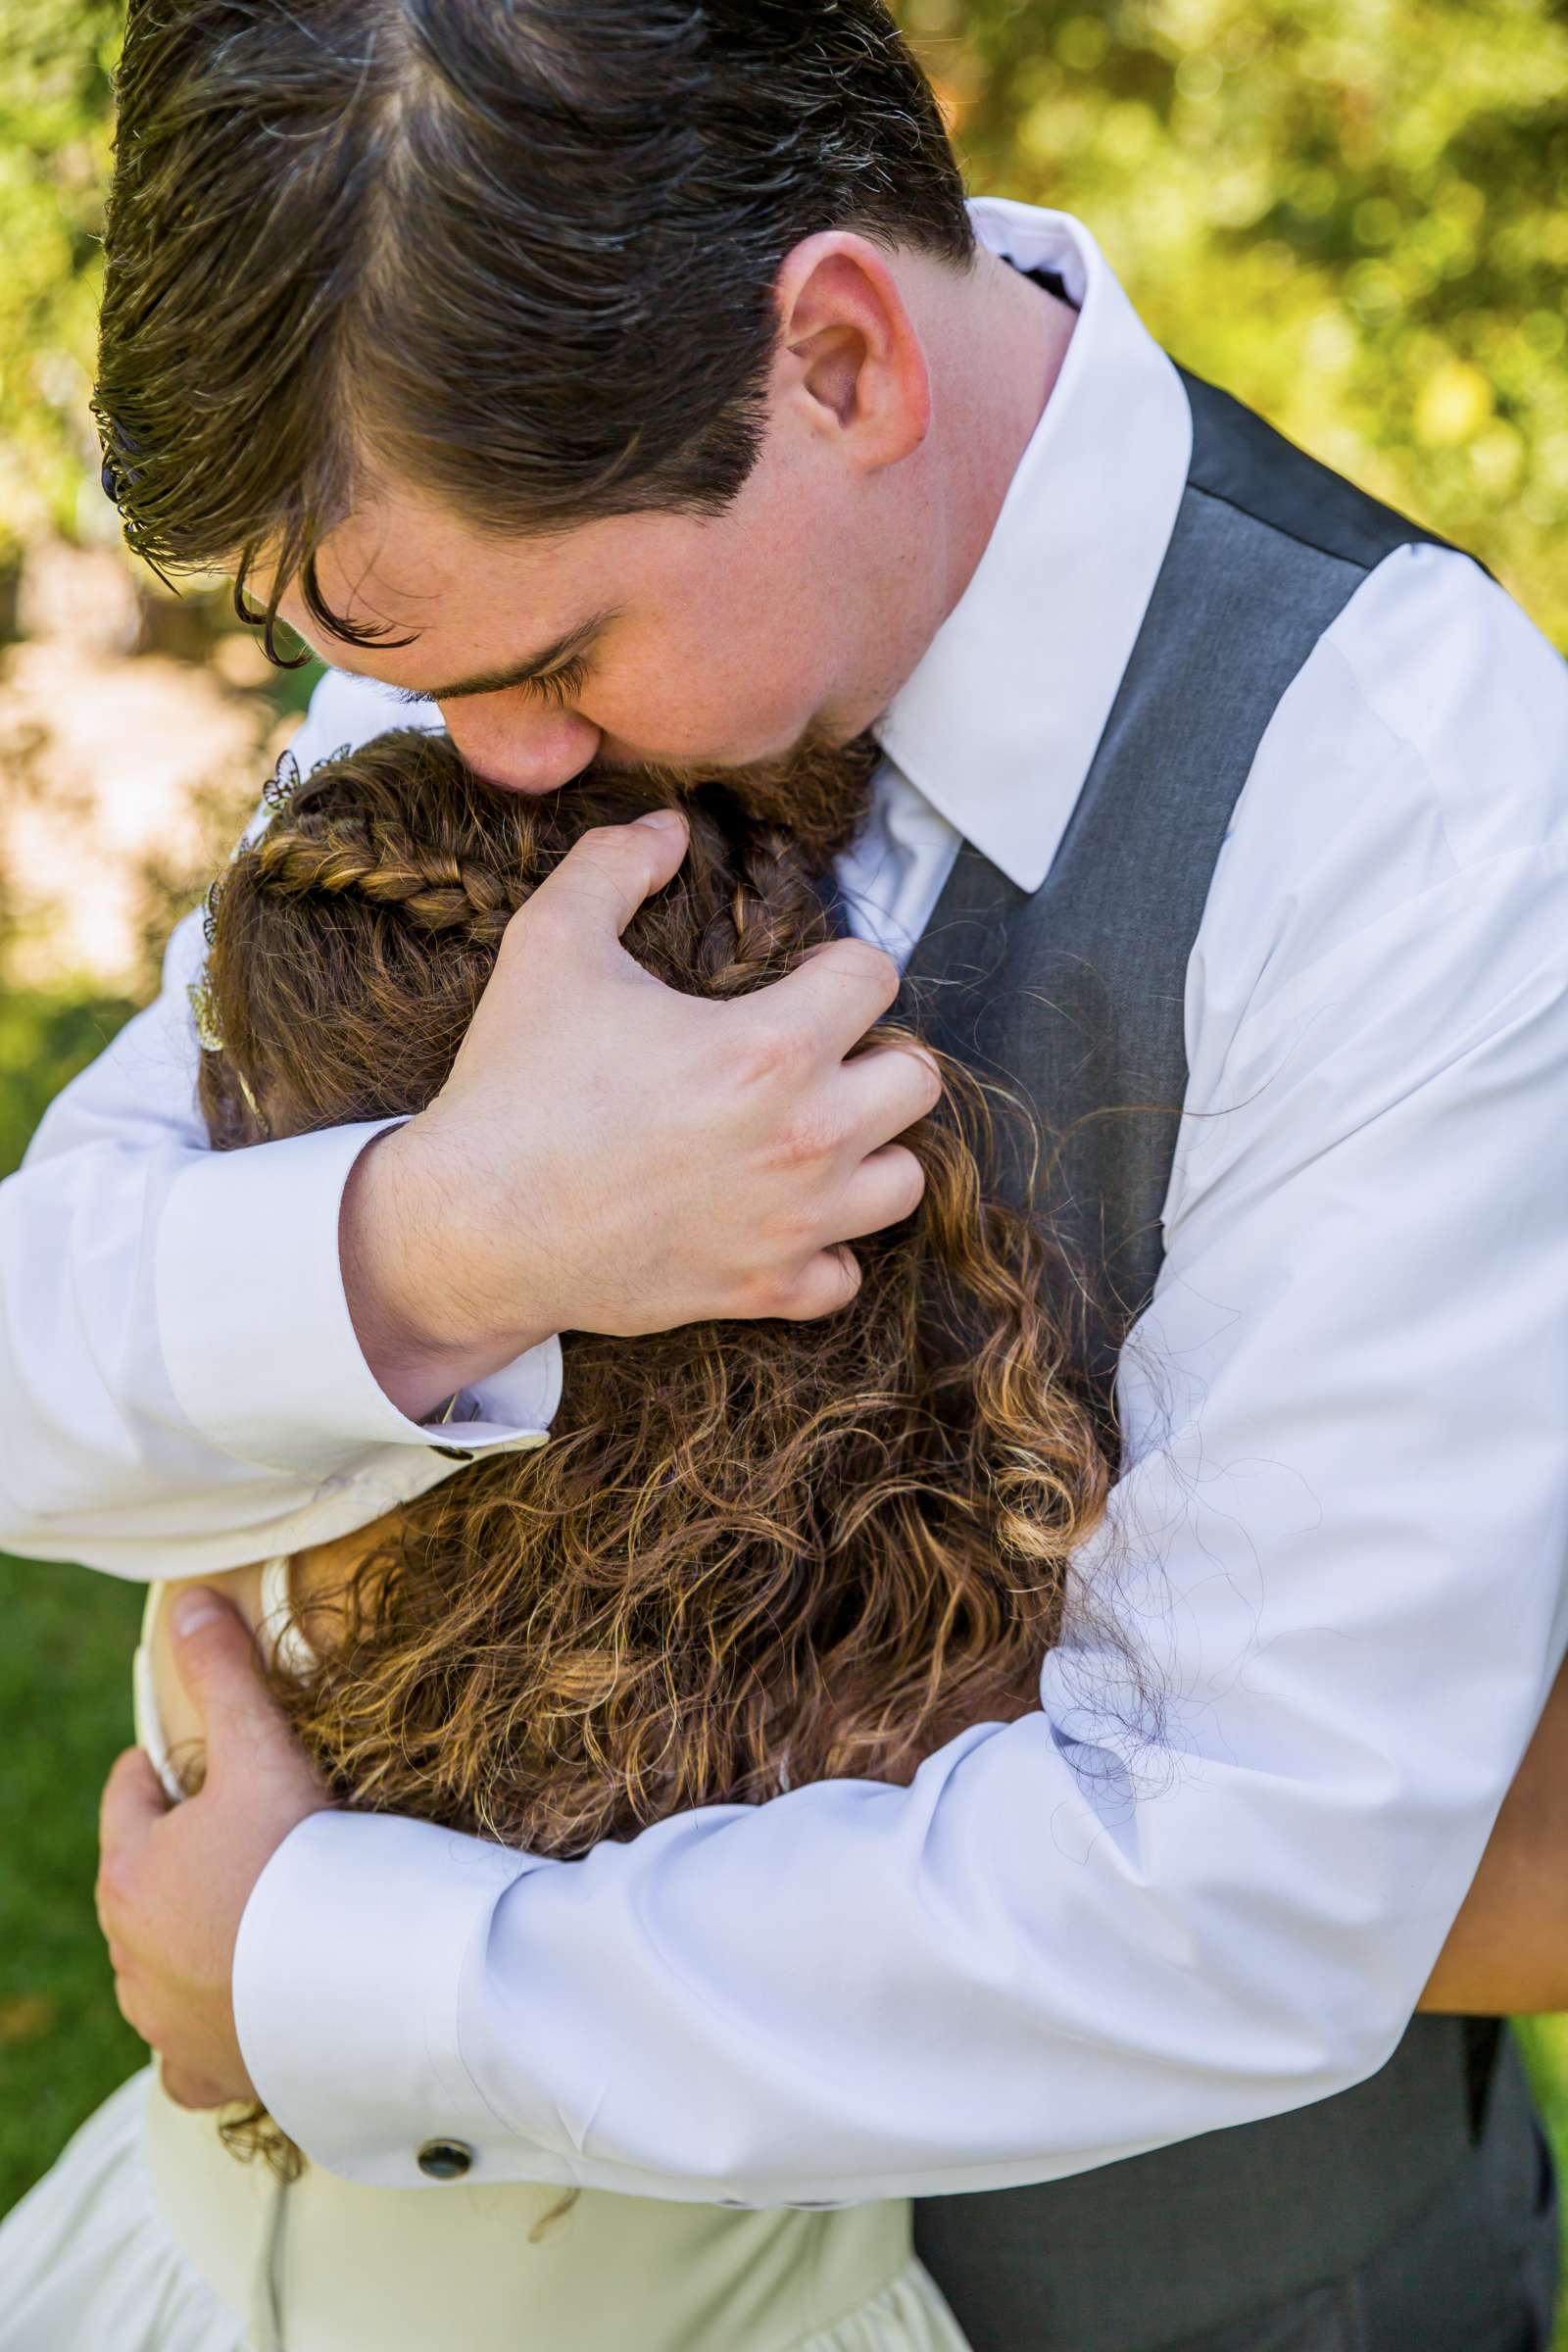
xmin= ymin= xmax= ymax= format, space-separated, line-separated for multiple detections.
xmin=636 ymin=727 xmax=882 ymax=843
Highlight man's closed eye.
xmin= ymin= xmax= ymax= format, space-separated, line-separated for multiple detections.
xmin=393 ymin=656 xmax=591 ymax=713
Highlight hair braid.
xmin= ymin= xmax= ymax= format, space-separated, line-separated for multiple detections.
xmin=693 ymin=826 xmax=834 ymax=998
xmin=255 ymin=815 xmax=518 ymax=940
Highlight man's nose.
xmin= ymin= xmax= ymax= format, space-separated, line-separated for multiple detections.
xmin=439 ymin=699 xmax=603 ymax=795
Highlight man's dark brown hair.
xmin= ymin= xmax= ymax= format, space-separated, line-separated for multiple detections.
xmin=95 ymin=0 xmax=973 ymax=658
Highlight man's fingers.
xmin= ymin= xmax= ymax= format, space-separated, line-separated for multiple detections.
xmin=168 ymin=1589 xmax=318 ymax=1801
xmin=96 ymin=1745 xmax=167 ymax=1940
xmin=772 ymin=1245 xmax=864 ymax=1322
xmin=98 ymin=1744 xmax=167 ymax=1867
xmin=517 ymin=810 xmax=689 ymax=956
xmin=839 ymin=1041 xmax=945 ymax=1146
xmin=167 ymin=1588 xmax=265 ymax=1733
xmin=760 ymin=937 xmax=904 ymax=1058
xmin=830 ymin=1142 xmax=930 ymax=1243
xmin=767 ymin=1139 xmax=925 ymax=1313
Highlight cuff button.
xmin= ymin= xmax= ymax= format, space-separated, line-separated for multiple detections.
xmin=417 ymin=2137 xmax=475 ymax=2181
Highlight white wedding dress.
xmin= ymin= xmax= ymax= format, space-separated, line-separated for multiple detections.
xmin=0 ymin=1575 xmax=972 ymax=2352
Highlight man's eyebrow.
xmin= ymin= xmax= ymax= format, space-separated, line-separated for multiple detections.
xmin=387 ymin=611 xmax=618 ymax=705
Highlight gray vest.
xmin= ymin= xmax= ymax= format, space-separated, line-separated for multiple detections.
xmin=906 ymin=367 xmax=1527 ymax=2351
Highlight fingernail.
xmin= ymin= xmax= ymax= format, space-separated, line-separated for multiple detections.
xmin=172 ymin=1589 xmax=225 ymax=1640
xmin=633 ymin=808 xmax=683 ymax=833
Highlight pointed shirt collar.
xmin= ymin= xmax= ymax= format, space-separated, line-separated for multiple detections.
xmin=875 ymin=201 xmax=1193 ymax=896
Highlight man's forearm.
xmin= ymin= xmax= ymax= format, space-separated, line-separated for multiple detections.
xmin=0 ymin=668 xmax=533 ymax=1571
xmin=0 ymin=928 xmax=402 ymax=1574
xmin=235 ymin=1690 xmax=1479 ymax=2201
xmin=0 ymin=938 xmax=560 ymax=1572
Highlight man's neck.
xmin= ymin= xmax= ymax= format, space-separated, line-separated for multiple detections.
xmin=931 ymin=245 xmax=1077 ymax=631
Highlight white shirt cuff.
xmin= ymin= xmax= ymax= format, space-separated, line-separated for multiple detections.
xmin=157 ymin=1120 xmax=562 ymax=1479
xmin=234 ymin=1810 xmax=563 ymax=2188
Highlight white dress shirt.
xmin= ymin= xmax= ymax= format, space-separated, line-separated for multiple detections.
xmin=6 ymin=202 xmax=1568 ymax=2200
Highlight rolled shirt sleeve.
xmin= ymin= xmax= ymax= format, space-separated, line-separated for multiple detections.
xmin=235 ymin=549 xmax=1568 ymax=2199
xmin=0 ymin=665 xmax=560 ymax=1579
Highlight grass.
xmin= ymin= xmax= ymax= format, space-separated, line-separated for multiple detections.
xmin=1525 ymin=2016 xmax=1568 ymax=2347
xmin=1 ymin=1536 xmax=1567 ymax=2346
xmin=0 ymin=1551 xmax=145 ymax=2209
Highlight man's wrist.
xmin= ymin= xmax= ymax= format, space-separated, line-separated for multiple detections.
xmin=233 ymin=1810 xmax=536 ymax=2185
xmin=339 ymin=1120 xmax=554 ymax=1420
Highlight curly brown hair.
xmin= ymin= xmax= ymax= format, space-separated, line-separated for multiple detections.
xmin=196 ymin=728 xmax=1108 ymax=1862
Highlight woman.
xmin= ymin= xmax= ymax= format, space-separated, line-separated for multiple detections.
xmin=0 ymin=726 xmax=1110 ymax=2350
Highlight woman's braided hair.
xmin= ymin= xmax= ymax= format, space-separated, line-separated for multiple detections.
xmin=199 ymin=727 xmax=1109 ymax=1857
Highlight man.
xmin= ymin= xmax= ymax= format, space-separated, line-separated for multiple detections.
xmin=7 ymin=2 xmax=1568 ymax=2343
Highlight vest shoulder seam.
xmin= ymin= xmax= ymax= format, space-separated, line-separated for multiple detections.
xmin=1185 ymin=475 xmax=1376 ymax=579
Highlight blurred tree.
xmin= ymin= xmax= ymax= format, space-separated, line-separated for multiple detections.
xmin=898 ymin=0 xmax=1568 ymax=646
xmin=0 ymin=0 xmax=121 ymax=569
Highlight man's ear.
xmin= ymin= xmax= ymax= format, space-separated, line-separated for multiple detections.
xmin=771 ymin=231 xmax=933 ymax=472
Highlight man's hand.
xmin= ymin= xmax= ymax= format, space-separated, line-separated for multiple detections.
xmin=343 ymin=808 xmax=941 ymax=1419
xmin=97 ymin=1588 xmax=326 ymax=2110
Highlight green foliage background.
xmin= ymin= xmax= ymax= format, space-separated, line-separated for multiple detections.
xmin=3 ymin=0 xmax=1568 ymax=2318
xmin=0 ymin=0 xmax=120 ymax=565
xmin=904 ymin=0 xmax=1568 ymax=648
